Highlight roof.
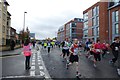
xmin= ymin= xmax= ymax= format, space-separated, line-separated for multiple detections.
xmin=3 ymin=0 xmax=10 ymax=6
xmin=7 ymin=11 xmax=11 ymax=16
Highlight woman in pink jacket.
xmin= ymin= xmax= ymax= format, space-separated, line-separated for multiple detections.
xmin=23 ymin=39 xmax=32 ymax=70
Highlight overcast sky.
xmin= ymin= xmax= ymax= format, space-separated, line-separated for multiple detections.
xmin=7 ymin=0 xmax=99 ymax=39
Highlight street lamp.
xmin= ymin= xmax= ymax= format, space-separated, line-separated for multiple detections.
xmin=23 ymin=11 xmax=27 ymax=32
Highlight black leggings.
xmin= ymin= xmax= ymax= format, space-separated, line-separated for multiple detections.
xmin=25 ymin=56 xmax=31 ymax=69
xmin=48 ymin=47 xmax=50 ymax=53
xmin=112 ymin=51 xmax=119 ymax=63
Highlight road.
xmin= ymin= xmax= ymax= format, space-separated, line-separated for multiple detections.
xmin=1 ymin=45 xmax=120 ymax=79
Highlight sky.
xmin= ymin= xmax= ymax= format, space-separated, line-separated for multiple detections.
xmin=7 ymin=0 xmax=99 ymax=40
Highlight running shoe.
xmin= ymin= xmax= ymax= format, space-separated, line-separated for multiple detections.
xmin=117 ymin=69 xmax=120 ymax=76
xmin=93 ymin=64 xmax=97 ymax=67
xmin=109 ymin=60 xmax=114 ymax=64
xmin=76 ymin=71 xmax=81 ymax=77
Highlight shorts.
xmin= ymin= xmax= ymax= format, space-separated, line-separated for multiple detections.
xmin=62 ymin=49 xmax=69 ymax=56
xmin=69 ymin=55 xmax=79 ymax=63
xmin=93 ymin=53 xmax=101 ymax=61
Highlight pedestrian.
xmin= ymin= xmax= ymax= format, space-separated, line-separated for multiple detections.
xmin=44 ymin=42 xmax=47 ymax=50
xmin=61 ymin=38 xmax=70 ymax=62
xmin=109 ymin=37 xmax=120 ymax=64
xmin=23 ymin=39 xmax=32 ymax=70
xmin=47 ymin=40 xmax=52 ymax=53
xmin=10 ymin=39 xmax=15 ymax=50
xmin=67 ymin=38 xmax=81 ymax=77
xmin=93 ymin=39 xmax=102 ymax=67
xmin=117 ymin=40 xmax=120 ymax=76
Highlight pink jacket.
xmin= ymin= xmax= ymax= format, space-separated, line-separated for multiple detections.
xmin=23 ymin=43 xmax=32 ymax=56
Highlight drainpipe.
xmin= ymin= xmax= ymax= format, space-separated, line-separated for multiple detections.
xmin=108 ymin=10 xmax=111 ymax=44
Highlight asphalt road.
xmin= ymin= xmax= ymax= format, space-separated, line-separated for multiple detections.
xmin=41 ymin=47 xmax=120 ymax=78
xmin=1 ymin=45 xmax=120 ymax=79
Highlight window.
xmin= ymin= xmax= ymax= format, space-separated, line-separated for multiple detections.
xmin=3 ymin=13 xmax=6 ymax=21
xmin=92 ymin=18 xmax=96 ymax=26
xmin=96 ymin=16 xmax=99 ymax=25
xmin=115 ymin=11 xmax=118 ymax=22
xmin=84 ymin=21 xmax=88 ymax=29
xmin=2 ymin=38 xmax=5 ymax=45
xmin=72 ymin=28 xmax=76 ymax=33
xmin=115 ymin=23 xmax=119 ymax=34
xmin=0 ymin=10 xmax=1 ymax=18
xmin=84 ymin=13 xmax=88 ymax=20
xmin=92 ymin=7 xmax=96 ymax=16
xmin=96 ymin=6 xmax=99 ymax=15
xmin=92 ymin=28 xmax=94 ymax=36
xmin=96 ymin=27 xmax=99 ymax=36
xmin=72 ymin=22 xmax=76 ymax=27
xmin=84 ymin=30 xmax=88 ymax=37
xmin=2 ymin=25 xmax=5 ymax=33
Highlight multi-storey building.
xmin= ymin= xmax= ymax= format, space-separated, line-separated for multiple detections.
xmin=0 ymin=0 xmax=9 ymax=46
xmin=57 ymin=18 xmax=83 ymax=42
xmin=83 ymin=1 xmax=120 ymax=43
xmin=65 ymin=18 xmax=83 ymax=42
xmin=108 ymin=0 xmax=120 ymax=42
xmin=57 ymin=25 xmax=65 ymax=42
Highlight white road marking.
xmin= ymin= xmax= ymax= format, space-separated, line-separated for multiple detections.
xmin=32 ymin=59 xmax=35 ymax=62
xmin=30 ymin=71 xmax=35 ymax=76
xmin=31 ymin=62 xmax=35 ymax=65
xmin=40 ymin=71 xmax=45 ymax=76
xmin=39 ymin=66 xmax=44 ymax=70
xmin=31 ymin=66 xmax=35 ymax=70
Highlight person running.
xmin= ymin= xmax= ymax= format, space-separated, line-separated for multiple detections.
xmin=109 ymin=37 xmax=120 ymax=64
xmin=23 ymin=39 xmax=32 ymax=70
xmin=61 ymin=38 xmax=70 ymax=62
xmin=101 ymin=42 xmax=108 ymax=58
xmin=93 ymin=39 xmax=102 ymax=67
xmin=67 ymin=38 xmax=81 ymax=77
xmin=47 ymin=40 xmax=52 ymax=53
xmin=44 ymin=42 xmax=47 ymax=50
xmin=85 ymin=39 xmax=92 ymax=58
xmin=117 ymin=40 xmax=120 ymax=76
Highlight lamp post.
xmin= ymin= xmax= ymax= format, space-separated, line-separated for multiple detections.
xmin=23 ymin=11 xmax=27 ymax=32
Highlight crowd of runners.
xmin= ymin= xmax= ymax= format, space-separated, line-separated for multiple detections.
xmin=37 ymin=37 xmax=120 ymax=78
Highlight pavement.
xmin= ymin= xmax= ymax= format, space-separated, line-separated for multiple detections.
xmin=0 ymin=48 xmax=22 ymax=57
xmin=1 ymin=45 xmax=120 ymax=80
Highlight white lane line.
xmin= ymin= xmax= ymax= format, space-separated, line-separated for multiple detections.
xmin=37 ymin=49 xmax=52 ymax=79
xmin=38 ymin=62 xmax=42 ymax=65
xmin=30 ymin=71 xmax=35 ymax=76
xmin=39 ymin=66 xmax=44 ymax=70
xmin=32 ymin=59 xmax=35 ymax=62
xmin=31 ymin=66 xmax=35 ymax=70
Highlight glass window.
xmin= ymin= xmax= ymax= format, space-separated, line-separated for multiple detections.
xmin=92 ymin=28 xmax=94 ymax=36
xmin=96 ymin=6 xmax=99 ymax=15
xmin=115 ymin=11 xmax=118 ymax=22
xmin=2 ymin=38 xmax=5 ymax=45
xmin=92 ymin=7 xmax=96 ymax=16
xmin=72 ymin=22 xmax=76 ymax=27
xmin=84 ymin=30 xmax=88 ymax=37
xmin=84 ymin=13 xmax=88 ymax=20
xmin=115 ymin=23 xmax=119 ymax=34
xmin=96 ymin=27 xmax=99 ymax=36
xmin=84 ymin=21 xmax=88 ymax=29
xmin=2 ymin=25 xmax=5 ymax=33
xmin=0 ymin=10 xmax=1 ymax=18
xmin=96 ymin=16 xmax=99 ymax=25
xmin=92 ymin=18 xmax=96 ymax=26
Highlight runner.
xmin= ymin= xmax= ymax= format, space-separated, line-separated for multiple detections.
xmin=101 ymin=42 xmax=108 ymax=58
xmin=67 ymin=38 xmax=81 ymax=77
xmin=93 ymin=39 xmax=102 ymax=67
xmin=117 ymin=40 xmax=120 ymax=76
xmin=44 ymin=41 xmax=47 ymax=50
xmin=61 ymin=38 xmax=70 ymax=62
xmin=47 ymin=40 xmax=52 ymax=53
xmin=109 ymin=37 xmax=120 ymax=64
xmin=85 ymin=39 xmax=92 ymax=58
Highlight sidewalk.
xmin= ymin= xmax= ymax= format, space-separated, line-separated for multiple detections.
xmin=0 ymin=48 xmax=23 ymax=57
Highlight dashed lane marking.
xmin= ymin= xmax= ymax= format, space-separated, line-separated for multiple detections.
xmin=30 ymin=71 xmax=35 ymax=76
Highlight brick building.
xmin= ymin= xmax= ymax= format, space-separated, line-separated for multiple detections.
xmin=83 ymin=1 xmax=120 ymax=43
xmin=57 ymin=18 xmax=83 ymax=42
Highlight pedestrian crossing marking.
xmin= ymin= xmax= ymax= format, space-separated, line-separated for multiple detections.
xmin=30 ymin=71 xmax=35 ymax=76
xmin=39 ymin=66 xmax=44 ymax=70
xmin=31 ymin=66 xmax=35 ymax=70
xmin=40 ymin=71 xmax=45 ymax=76
xmin=31 ymin=62 xmax=35 ymax=65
